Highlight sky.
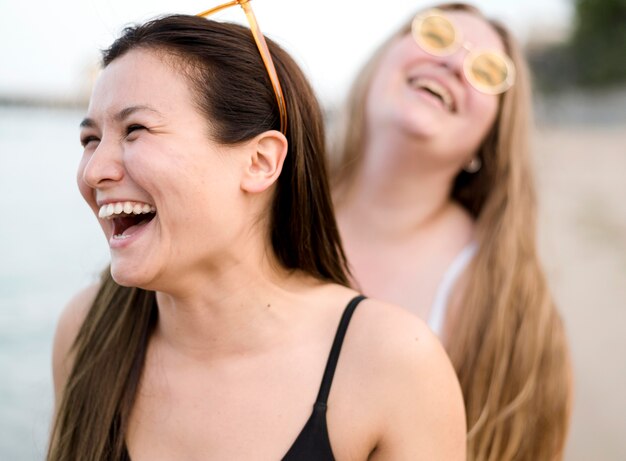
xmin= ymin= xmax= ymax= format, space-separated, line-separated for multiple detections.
xmin=0 ymin=0 xmax=572 ymax=105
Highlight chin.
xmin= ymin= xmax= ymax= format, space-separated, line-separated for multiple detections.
xmin=409 ymin=113 xmax=447 ymax=138
xmin=110 ymin=260 xmax=156 ymax=290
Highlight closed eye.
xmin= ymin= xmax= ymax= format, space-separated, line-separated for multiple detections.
xmin=80 ymin=135 xmax=100 ymax=148
xmin=126 ymin=124 xmax=146 ymax=137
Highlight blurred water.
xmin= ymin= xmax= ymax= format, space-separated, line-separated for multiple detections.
xmin=0 ymin=107 xmax=109 ymax=460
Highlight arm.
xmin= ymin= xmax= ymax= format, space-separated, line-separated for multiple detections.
xmin=365 ymin=302 xmax=467 ymax=460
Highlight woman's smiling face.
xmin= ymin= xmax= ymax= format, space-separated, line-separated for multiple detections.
xmin=78 ymin=49 xmax=246 ymax=291
xmin=365 ymin=10 xmax=506 ymax=163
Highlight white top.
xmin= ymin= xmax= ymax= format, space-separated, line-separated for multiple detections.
xmin=427 ymin=242 xmax=478 ymax=337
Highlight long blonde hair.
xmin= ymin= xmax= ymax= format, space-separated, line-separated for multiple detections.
xmin=331 ymin=4 xmax=572 ymax=460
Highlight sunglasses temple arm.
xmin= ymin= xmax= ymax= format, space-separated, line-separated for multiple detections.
xmin=197 ymin=0 xmax=240 ymax=17
xmin=196 ymin=0 xmax=288 ymax=133
xmin=240 ymin=2 xmax=288 ymax=134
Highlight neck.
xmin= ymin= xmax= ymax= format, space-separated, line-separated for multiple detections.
xmin=152 ymin=249 xmax=316 ymax=361
xmin=338 ymin=133 xmax=461 ymax=239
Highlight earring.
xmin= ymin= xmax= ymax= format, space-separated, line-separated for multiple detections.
xmin=463 ymin=157 xmax=482 ymax=173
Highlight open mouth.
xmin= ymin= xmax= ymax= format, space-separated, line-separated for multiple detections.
xmin=408 ymin=77 xmax=456 ymax=112
xmin=98 ymin=201 xmax=157 ymax=240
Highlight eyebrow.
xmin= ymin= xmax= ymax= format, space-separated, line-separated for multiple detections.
xmin=79 ymin=105 xmax=164 ymax=129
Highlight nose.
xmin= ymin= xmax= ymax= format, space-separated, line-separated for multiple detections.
xmin=442 ymin=43 xmax=471 ymax=80
xmin=80 ymin=137 xmax=125 ymax=189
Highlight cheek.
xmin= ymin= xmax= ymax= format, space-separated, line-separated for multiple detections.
xmin=471 ymin=94 xmax=499 ymax=136
xmin=367 ymin=41 xmax=407 ymax=100
xmin=125 ymin=141 xmax=182 ymax=183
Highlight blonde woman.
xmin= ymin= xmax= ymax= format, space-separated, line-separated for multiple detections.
xmin=48 ymin=6 xmax=466 ymax=461
xmin=331 ymin=3 xmax=572 ymax=460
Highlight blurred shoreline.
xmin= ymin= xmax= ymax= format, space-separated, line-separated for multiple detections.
xmin=3 ymin=85 xmax=626 ymax=124
xmin=534 ymin=86 xmax=626 ymax=126
xmin=0 ymin=94 xmax=88 ymax=110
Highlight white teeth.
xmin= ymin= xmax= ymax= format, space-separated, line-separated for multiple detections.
xmin=98 ymin=201 xmax=157 ymax=219
xmin=410 ymin=77 xmax=455 ymax=111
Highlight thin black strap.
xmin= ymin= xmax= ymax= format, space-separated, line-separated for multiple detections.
xmin=314 ymin=295 xmax=367 ymax=406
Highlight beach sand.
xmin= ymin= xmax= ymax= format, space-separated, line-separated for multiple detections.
xmin=534 ymin=124 xmax=626 ymax=460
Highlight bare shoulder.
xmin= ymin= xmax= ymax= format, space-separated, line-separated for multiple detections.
xmin=350 ymin=297 xmax=459 ymax=385
xmin=348 ymin=298 xmax=467 ymax=460
xmin=52 ymin=283 xmax=100 ymax=404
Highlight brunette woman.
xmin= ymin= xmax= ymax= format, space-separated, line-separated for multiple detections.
xmin=48 ymin=5 xmax=465 ymax=461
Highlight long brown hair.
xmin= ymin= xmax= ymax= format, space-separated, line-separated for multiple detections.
xmin=48 ymin=14 xmax=350 ymax=460
xmin=330 ymin=4 xmax=572 ymax=460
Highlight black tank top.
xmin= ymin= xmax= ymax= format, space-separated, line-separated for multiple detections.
xmin=121 ymin=295 xmax=366 ymax=461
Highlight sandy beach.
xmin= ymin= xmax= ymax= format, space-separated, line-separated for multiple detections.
xmin=534 ymin=124 xmax=626 ymax=460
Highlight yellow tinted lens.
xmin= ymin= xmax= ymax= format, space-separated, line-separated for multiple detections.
xmin=412 ymin=11 xmax=457 ymax=55
xmin=466 ymin=51 xmax=514 ymax=94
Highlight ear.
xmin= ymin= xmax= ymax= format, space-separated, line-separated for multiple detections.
xmin=240 ymin=130 xmax=288 ymax=194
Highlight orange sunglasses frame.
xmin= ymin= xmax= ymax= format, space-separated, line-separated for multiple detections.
xmin=198 ymin=0 xmax=288 ymax=134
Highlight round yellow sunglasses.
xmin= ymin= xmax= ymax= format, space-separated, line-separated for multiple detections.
xmin=411 ymin=9 xmax=516 ymax=95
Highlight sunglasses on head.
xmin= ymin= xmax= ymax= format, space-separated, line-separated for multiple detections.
xmin=411 ymin=9 xmax=516 ymax=95
xmin=197 ymin=0 xmax=288 ymax=134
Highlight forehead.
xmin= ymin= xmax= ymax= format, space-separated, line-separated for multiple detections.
xmin=87 ymin=49 xmax=195 ymax=120
xmin=444 ymin=10 xmax=505 ymax=52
